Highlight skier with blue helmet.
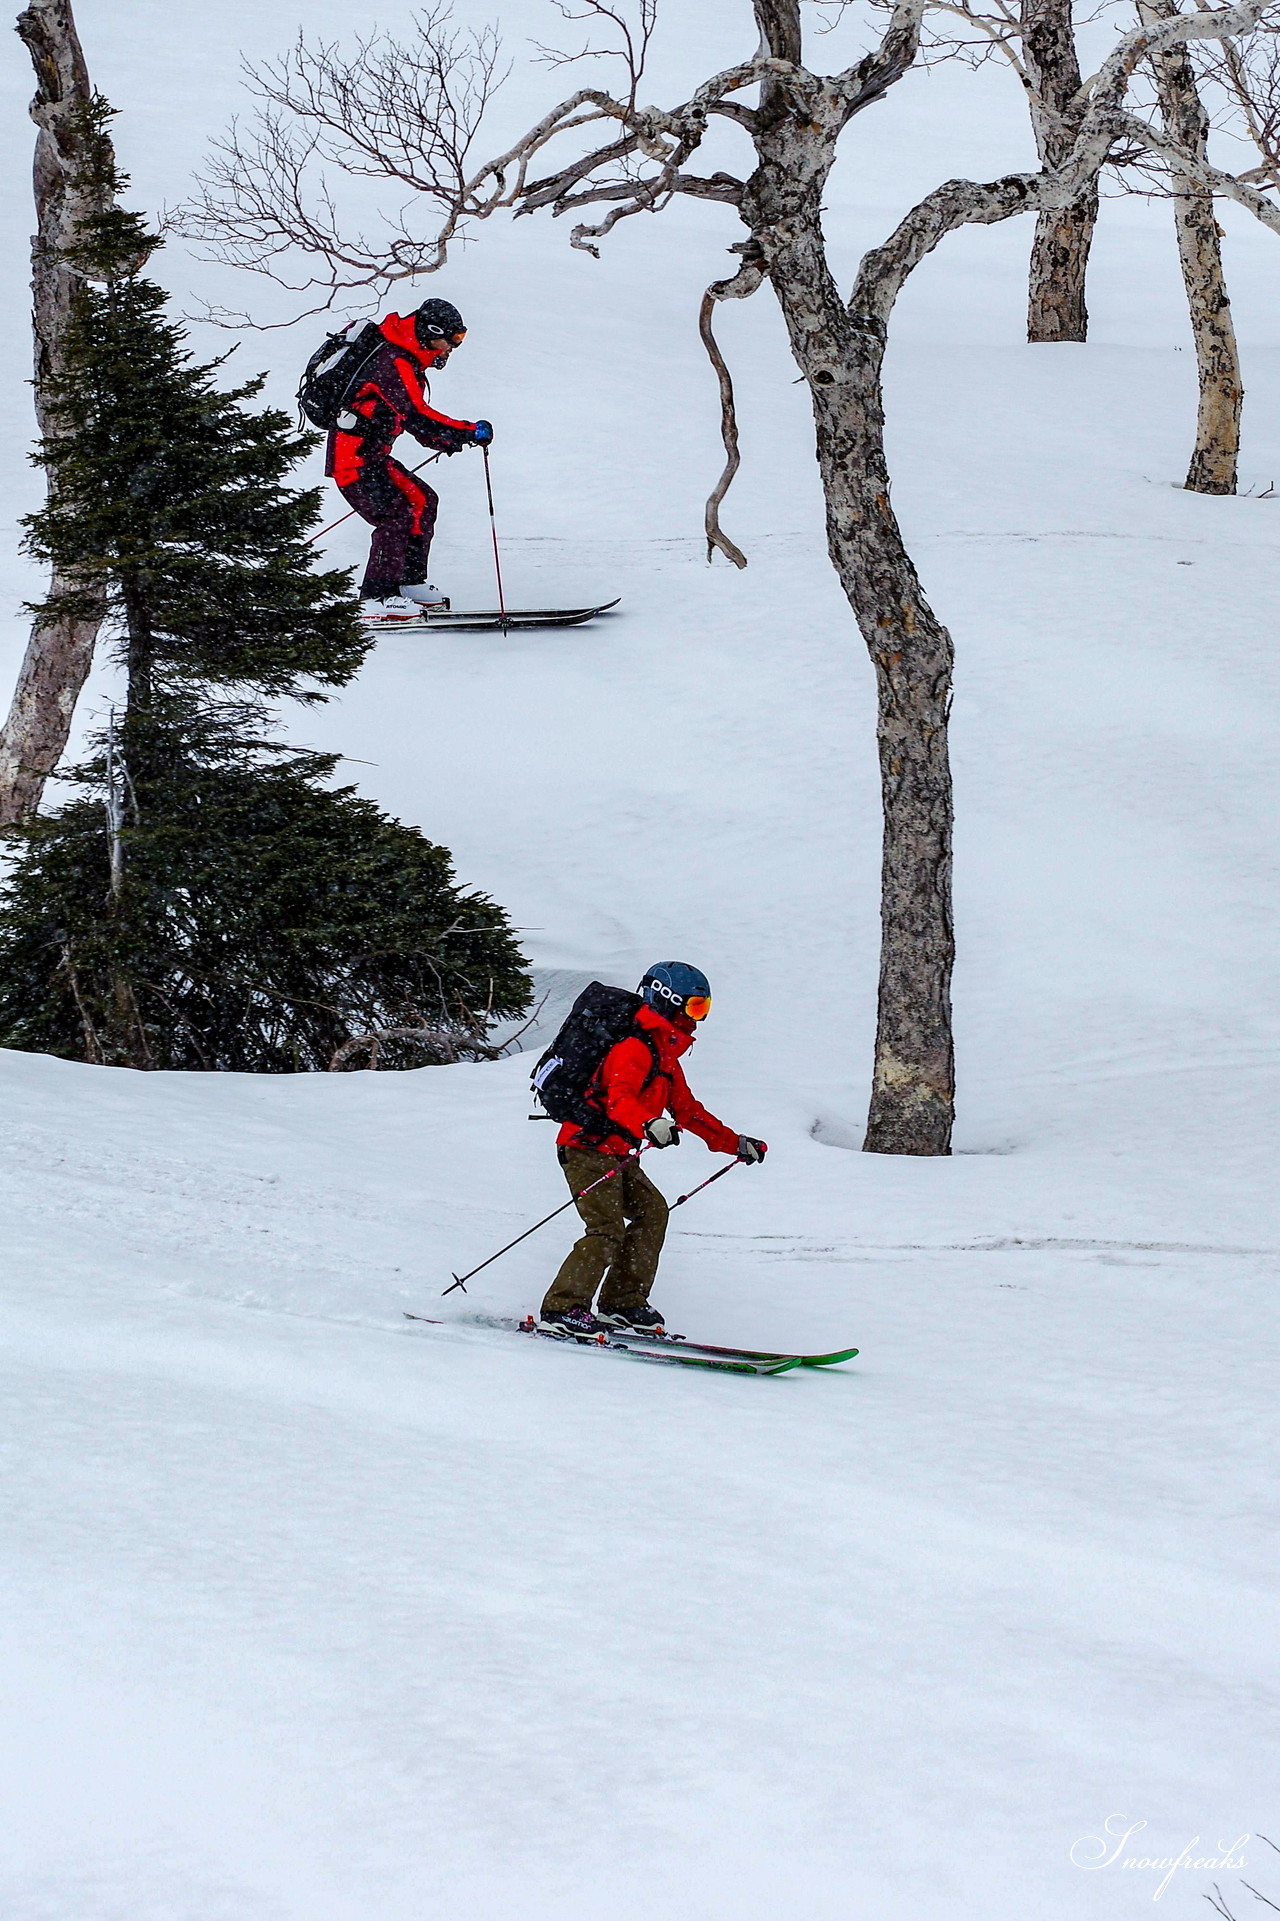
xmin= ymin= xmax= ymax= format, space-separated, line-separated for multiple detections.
xmin=538 ymin=961 xmax=768 ymax=1337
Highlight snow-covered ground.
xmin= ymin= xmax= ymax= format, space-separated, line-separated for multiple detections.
xmin=2 ymin=4 xmax=1278 ymax=1917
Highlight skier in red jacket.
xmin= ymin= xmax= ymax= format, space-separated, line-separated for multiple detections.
xmin=325 ymin=297 xmax=492 ymax=623
xmin=538 ymin=962 xmax=767 ymax=1338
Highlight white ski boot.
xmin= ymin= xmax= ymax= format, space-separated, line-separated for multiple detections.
xmin=359 ymin=594 xmax=428 ymax=624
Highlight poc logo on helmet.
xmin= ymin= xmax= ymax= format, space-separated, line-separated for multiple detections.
xmin=639 ymin=961 xmax=712 ymax=1021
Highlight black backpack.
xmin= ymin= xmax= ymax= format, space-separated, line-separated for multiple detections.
xmin=530 ymin=982 xmax=660 ymax=1137
xmin=296 ymin=318 xmax=385 ymax=430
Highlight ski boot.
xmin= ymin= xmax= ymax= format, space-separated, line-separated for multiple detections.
xmin=359 ymin=594 xmax=427 ymax=624
xmin=597 ymin=1304 xmax=666 ymax=1335
xmin=535 ymin=1305 xmax=607 ymax=1341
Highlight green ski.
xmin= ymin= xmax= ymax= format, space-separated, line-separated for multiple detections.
xmin=608 ymin=1331 xmax=859 ymax=1370
xmin=609 ymin=1343 xmax=802 ymax=1376
xmin=404 ymin=1313 xmax=856 ymax=1375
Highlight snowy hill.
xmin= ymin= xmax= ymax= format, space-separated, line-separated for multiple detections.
xmin=1 ymin=3 xmax=1278 ymax=1917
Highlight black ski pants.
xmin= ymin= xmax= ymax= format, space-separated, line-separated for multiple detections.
xmin=335 ymin=441 xmax=439 ymax=599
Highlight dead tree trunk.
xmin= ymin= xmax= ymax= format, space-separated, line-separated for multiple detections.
xmin=1022 ymin=0 xmax=1097 ymax=340
xmin=0 ymin=0 xmax=111 ymax=825
xmin=1141 ymin=0 xmax=1242 ymax=493
xmin=741 ymin=27 xmax=955 ymax=1155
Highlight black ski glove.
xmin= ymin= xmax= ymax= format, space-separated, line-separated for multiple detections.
xmin=645 ymin=1117 xmax=680 ymax=1148
xmin=736 ymin=1135 xmax=767 ymax=1164
xmin=471 ymin=419 xmax=494 ymax=445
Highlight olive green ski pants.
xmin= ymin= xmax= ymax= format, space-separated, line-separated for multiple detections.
xmin=540 ymin=1147 xmax=669 ymax=1316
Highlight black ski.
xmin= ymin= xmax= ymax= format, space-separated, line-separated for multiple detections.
xmin=363 ymin=598 xmax=620 ymax=634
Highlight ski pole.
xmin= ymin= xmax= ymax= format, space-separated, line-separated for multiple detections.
xmin=308 ymin=450 xmax=444 ymax=544
xmin=481 ymin=444 xmax=508 ymax=632
xmin=669 ymin=1159 xmax=741 ymax=1212
xmin=442 ymin=1146 xmax=649 ymax=1297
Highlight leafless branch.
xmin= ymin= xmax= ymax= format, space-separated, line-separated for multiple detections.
xmin=699 ymin=242 xmax=766 ymax=568
xmin=180 ymin=13 xmax=768 ymax=298
xmin=1193 ymin=14 xmax=1280 ymax=199
xmin=1201 ymin=1836 xmax=1280 ymax=1918
xmin=808 ymin=0 xmax=862 ymax=31
xmin=532 ymin=0 xmax=657 ymax=114
xmin=832 ymin=0 xmax=931 ymax=115
xmin=179 ymin=4 xmax=508 ymax=309
xmin=920 ymin=0 xmax=1028 ymax=79
xmin=1110 ymin=100 xmax=1280 ymax=226
xmin=533 ymin=59 xmax=763 ymax=254
xmin=492 ymin=986 xmax=551 ymax=1052
xmin=179 ymin=0 xmax=936 ymax=307
xmin=900 ymin=0 xmax=1109 ymax=84
xmin=328 ymin=1018 xmax=506 ymax=1070
xmin=1080 ymin=0 xmax=1275 ymax=103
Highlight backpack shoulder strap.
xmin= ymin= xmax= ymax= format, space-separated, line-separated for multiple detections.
xmin=636 ymin=1028 xmax=662 ymax=1090
xmin=579 ymin=1025 xmax=663 ymax=1143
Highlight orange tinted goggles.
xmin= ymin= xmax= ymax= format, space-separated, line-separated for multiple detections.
xmin=683 ymin=994 xmax=712 ymax=1022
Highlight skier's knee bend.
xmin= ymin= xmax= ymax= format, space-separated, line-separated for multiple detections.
xmin=636 ymin=1185 xmax=668 ymax=1230
xmin=583 ymin=1226 xmax=625 ymax=1257
xmin=640 ymin=1203 xmax=669 ymax=1245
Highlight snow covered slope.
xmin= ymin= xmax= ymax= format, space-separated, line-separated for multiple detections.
xmin=1 ymin=4 xmax=1278 ymax=1917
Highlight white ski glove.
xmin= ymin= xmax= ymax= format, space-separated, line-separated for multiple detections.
xmin=645 ymin=1116 xmax=680 ymax=1148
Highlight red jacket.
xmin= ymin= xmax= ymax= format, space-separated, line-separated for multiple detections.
xmin=325 ymin=312 xmax=476 ymax=481
xmin=559 ymin=1004 xmax=740 ymax=1158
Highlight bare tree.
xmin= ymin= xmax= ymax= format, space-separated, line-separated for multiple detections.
xmin=926 ymin=0 xmax=1101 ymax=336
xmin=0 ymin=1 xmax=117 ymax=825
xmin=1140 ymin=0 xmax=1243 ymax=492
xmin=185 ymin=0 xmax=1277 ymax=1153
xmin=1023 ymin=0 xmax=1099 ymax=337
xmin=1185 ymin=13 xmax=1280 ymax=486
xmin=897 ymin=0 xmax=1101 ymax=338
xmin=937 ymin=0 xmax=1247 ymax=482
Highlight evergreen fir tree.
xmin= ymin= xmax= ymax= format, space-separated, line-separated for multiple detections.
xmin=0 ymin=102 xmax=530 ymax=1070
xmin=25 ymin=100 xmax=366 ymax=716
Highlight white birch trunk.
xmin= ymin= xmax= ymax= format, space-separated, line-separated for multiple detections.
xmin=1140 ymin=0 xmax=1243 ymax=495
xmin=0 ymin=0 xmax=111 ymax=825
xmin=1022 ymin=0 xmax=1097 ymax=342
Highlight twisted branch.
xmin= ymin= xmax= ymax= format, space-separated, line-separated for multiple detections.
xmin=699 ymin=243 xmax=766 ymax=568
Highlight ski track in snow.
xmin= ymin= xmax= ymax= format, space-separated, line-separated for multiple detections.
xmin=1 ymin=4 xmax=1279 ymax=1917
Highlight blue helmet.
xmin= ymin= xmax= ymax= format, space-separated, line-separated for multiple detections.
xmin=638 ymin=960 xmax=712 ymax=1023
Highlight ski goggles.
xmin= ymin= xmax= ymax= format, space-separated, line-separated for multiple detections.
xmin=437 ymin=327 xmax=467 ymax=346
xmin=683 ymin=994 xmax=712 ymax=1022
